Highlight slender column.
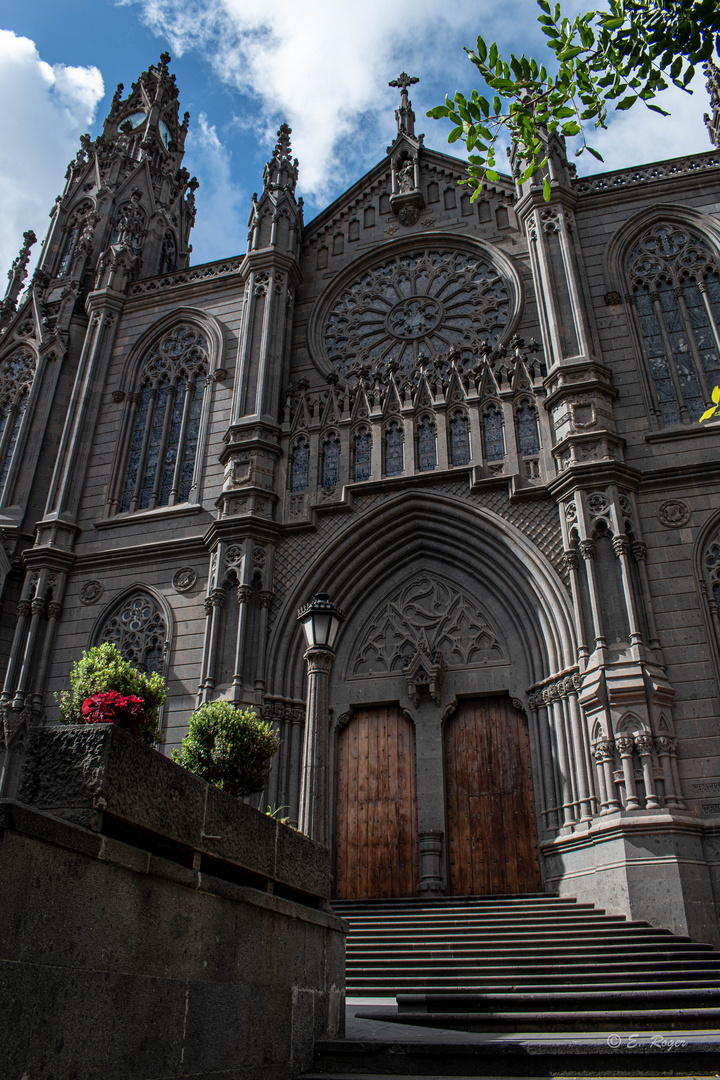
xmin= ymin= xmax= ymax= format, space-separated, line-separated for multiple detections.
xmin=13 ymin=594 xmax=47 ymax=709
xmin=2 ymin=596 xmax=33 ymax=703
xmin=169 ymin=379 xmax=194 ymax=504
xmin=632 ymin=541 xmax=662 ymax=651
xmin=200 ymin=588 xmax=225 ymax=702
xmin=562 ymin=550 xmax=589 ymax=662
xmin=528 ymin=696 xmax=559 ymax=831
xmin=546 ymin=688 xmax=576 ymax=829
xmin=254 ymin=590 xmax=273 ymax=692
xmin=615 ymin=736 xmax=641 ymax=810
xmin=634 ymin=733 xmax=661 ymax=810
xmin=655 ymin=736 xmax=682 ymax=809
xmin=596 ymin=739 xmax=622 ymax=812
xmin=287 ymin=714 xmax=304 ymax=828
xmin=32 ymin=587 xmax=66 ymax=713
xmin=579 ymin=539 xmax=607 ymax=653
xmin=612 ymin=535 xmax=643 ymax=647
xmin=566 ymin=688 xmax=593 ymax=821
xmin=231 ymin=584 xmax=252 ymax=704
xmin=298 ymin=647 xmax=334 ymax=846
xmin=592 ymin=742 xmax=610 ymax=812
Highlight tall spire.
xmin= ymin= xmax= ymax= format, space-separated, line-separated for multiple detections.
xmin=0 ymin=230 xmax=36 ymax=330
xmin=262 ymin=124 xmax=299 ymax=196
xmin=389 ymin=72 xmax=419 ymax=137
xmin=704 ymin=60 xmax=720 ymax=148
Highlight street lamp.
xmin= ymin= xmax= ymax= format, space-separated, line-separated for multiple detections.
xmin=297 ymin=593 xmax=344 ymax=845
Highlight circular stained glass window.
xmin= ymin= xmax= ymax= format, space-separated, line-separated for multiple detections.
xmin=324 ymin=248 xmax=511 ymax=378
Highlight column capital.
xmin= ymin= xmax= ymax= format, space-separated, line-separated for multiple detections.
xmin=303 ymin=647 xmax=335 ymax=676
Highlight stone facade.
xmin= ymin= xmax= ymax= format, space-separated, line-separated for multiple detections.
xmin=1 ymin=55 xmax=720 ymax=941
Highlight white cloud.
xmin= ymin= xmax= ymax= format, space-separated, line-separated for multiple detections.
xmin=185 ymin=113 xmax=246 ymax=265
xmin=125 ymin=0 xmax=494 ymax=200
xmin=0 ymin=31 xmax=104 ymax=283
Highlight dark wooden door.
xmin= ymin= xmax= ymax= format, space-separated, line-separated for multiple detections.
xmin=444 ymin=696 xmax=541 ymax=895
xmin=335 ymin=706 xmax=418 ymax=899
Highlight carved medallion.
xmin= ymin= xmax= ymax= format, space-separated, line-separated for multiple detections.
xmin=80 ymin=580 xmax=103 ymax=606
xmin=657 ymin=499 xmax=690 ymax=528
xmin=172 ymin=567 xmax=197 ymax=593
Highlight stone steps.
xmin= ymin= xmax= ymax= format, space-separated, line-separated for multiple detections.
xmin=333 ymin=895 xmax=720 ymax=1016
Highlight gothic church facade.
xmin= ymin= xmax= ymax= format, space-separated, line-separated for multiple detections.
xmin=1 ymin=54 xmax=720 ymax=943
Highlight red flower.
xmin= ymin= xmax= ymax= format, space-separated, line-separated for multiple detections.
xmin=81 ymin=691 xmax=147 ymax=738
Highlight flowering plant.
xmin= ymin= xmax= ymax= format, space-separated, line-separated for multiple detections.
xmin=81 ymin=690 xmax=147 ymax=739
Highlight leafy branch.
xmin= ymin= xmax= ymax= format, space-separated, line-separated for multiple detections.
xmin=428 ymin=0 xmax=720 ymax=200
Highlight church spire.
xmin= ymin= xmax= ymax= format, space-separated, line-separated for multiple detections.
xmin=704 ymin=59 xmax=720 ymax=148
xmin=0 ymin=230 xmax=36 ymax=330
xmin=389 ymin=72 xmax=419 ymax=137
xmin=262 ymin=123 xmax=299 ymax=196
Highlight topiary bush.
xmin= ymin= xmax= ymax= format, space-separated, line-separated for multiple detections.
xmin=55 ymin=642 xmax=166 ymax=746
xmin=172 ymin=700 xmax=280 ymax=798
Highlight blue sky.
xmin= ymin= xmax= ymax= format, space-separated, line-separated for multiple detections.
xmin=0 ymin=0 xmax=713 ymax=281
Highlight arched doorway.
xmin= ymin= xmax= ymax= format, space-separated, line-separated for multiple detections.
xmin=335 ymin=706 xmax=418 ymax=899
xmin=444 ymin=696 xmax=542 ymax=894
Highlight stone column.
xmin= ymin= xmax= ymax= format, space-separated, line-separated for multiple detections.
xmin=298 ymin=648 xmax=334 ymax=846
xmin=615 ymin=735 xmax=641 ymax=811
xmin=418 ymin=831 xmax=444 ymax=894
xmin=595 ymin=739 xmax=621 ymax=813
xmin=635 ymin=733 xmax=661 ymax=810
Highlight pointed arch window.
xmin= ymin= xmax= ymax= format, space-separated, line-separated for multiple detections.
xmin=516 ymin=400 xmax=540 ymax=456
xmin=291 ymin=437 xmax=309 ymax=492
xmin=119 ymin=325 xmax=208 ymax=514
xmin=449 ymin=411 xmax=471 ymax=466
xmin=58 ymin=200 xmax=92 ymax=276
xmin=482 ymin=405 xmax=505 ymax=461
xmin=353 ymin=426 xmax=371 ymax=482
xmin=416 ymin=416 xmax=437 ymax=471
xmin=321 ymin=433 xmax=340 ymax=488
xmin=628 ymin=224 xmax=720 ymax=424
xmin=0 ymin=347 xmax=35 ymax=503
xmin=384 ymin=420 xmax=404 ymax=477
xmin=97 ymin=589 xmax=169 ymax=676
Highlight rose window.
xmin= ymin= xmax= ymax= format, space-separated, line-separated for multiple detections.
xmin=324 ymin=249 xmax=511 ymax=377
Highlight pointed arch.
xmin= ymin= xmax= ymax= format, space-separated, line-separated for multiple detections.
xmin=91 ymin=584 xmax=174 ymax=679
xmin=693 ymin=508 xmax=720 ymax=694
xmin=264 ymin=488 xmax=576 ymax=705
xmin=106 ymin=309 xmax=225 ymax=516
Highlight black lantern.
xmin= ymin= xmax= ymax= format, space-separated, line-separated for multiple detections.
xmin=297 ymin=592 xmax=345 ymax=651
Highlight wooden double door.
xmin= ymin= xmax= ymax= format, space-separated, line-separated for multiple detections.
xmin=335 ymin=697 xmax=541 ymax=898
xmin=444 ymin=697 xmax=542 ymax=895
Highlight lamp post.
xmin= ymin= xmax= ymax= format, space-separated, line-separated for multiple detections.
xmin=297 ymin=592 xmax=344 ymax=846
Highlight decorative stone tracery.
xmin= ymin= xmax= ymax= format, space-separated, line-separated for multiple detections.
xmin=98 ymin=591 xmax=168 ymax=675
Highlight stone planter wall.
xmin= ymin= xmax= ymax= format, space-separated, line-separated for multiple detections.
xmin=0 ymin=725 xmax=346 ymax=1080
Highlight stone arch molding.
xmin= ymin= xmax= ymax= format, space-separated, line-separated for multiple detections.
xmin=91 ymin=584 xmax=174 ymax=678
xmin=603 ymin=203 xmax=720 ymax=293
xmin=349 ymin=574 xmax=507 ymax=679
xmin=693 ymin=508 xmax=720 ymax=693
xmin=264 ymin=489 xmax=576 ymax=704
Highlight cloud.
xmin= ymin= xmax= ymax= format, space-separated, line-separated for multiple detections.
xmin=184 ymin=113 xmax=247 ymax=265
xmin=123 ymin=0 xmax=494 ymax=202
xmin=0 ymin=31 xmax=104 ymax=283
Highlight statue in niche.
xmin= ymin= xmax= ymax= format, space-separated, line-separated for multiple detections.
xmin=398 ymin=158 xmax=415 ymax=193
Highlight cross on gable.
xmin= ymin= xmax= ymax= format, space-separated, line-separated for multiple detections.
xmin=389 ymin=73 xmax=419 ymax=93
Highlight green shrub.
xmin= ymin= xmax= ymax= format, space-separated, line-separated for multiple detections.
xmin=55 ymin=642 xmax=166 ymax=746
xmin=172 ymin=700 xmax=280 ymax=798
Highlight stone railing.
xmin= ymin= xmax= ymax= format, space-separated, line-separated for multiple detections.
xmin=575 ymin=151 xmax=720 ymax=196
xmin=128 ymin=256 xmax=244 ymax=298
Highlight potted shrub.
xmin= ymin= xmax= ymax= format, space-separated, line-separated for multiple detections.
xmin=172 ymin=700 xmax=279 ymax=797
xmin=56 ymin=642 xmax=166 ymax=745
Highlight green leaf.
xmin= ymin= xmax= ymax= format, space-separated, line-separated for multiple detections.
xmin=561 ymin=121 xmax=581 ymax=135
xmin=489 ymin=42 xmax=498 ymax=68
xmin=448 ymin=125 xmax=464 ymax=143
xmin=543 ymin=177 xmax=551 ymax=201
xmin=586 ymin=145 xmax=604 ymax=161
xmin=616 ymin=94 xmax=638 ymax=110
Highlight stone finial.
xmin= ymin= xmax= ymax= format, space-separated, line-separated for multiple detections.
xmin=262 ymin=123 xmax=299 ymax=196
xmin=1 ymin=230 xmax=37 ymax=329
xmin=704 ymin=59 xmax=720 ymax=148
xmin=389 ymin=72 xmax=419 ymax=137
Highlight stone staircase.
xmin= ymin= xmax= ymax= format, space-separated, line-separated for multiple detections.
xmin=340 ymin=894 xmax=720 ymax=1029
xmin=302 ymin=895 xmax=720 ymax=1079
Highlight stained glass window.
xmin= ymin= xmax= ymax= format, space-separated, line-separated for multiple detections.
xmin=417 ymin=417 xmax=437 ymax=471
xmin=449 ymin=412 xmax=471 ymax=466
xmin=119 ymin=325 xmax=209 ymax=513
xmin=291 ymin=438 xmax=309 ymax=492
xmin=322 ymin=434 xmax=340 ymax=488
xmin=385 ymin=421 xmax=404 ymax=477
xmin=483 ymin=406 xmax=505 ymax=461
xmin=99 ymin=591 xmax=167 ymax=675
xmin=516 ymin=401 xmax=540 ymax=456
xmin=353 ymin=428 xmax=371 ymax=481
xmin=628 ymin=225 xmax=720 ymax=423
